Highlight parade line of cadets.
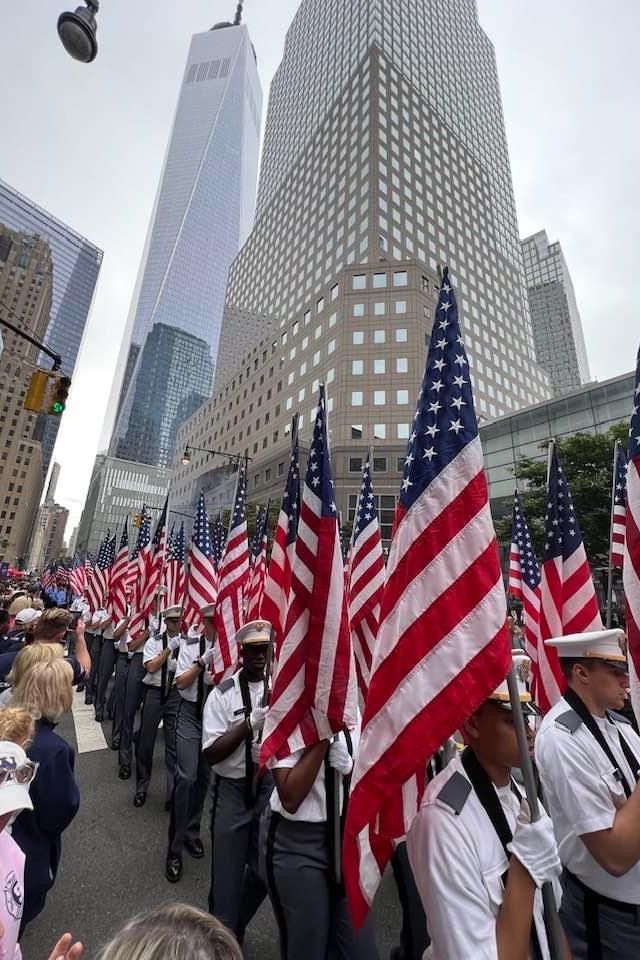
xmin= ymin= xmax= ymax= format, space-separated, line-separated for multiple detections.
xmin=2 ymin=581 xmax=640 ymax=958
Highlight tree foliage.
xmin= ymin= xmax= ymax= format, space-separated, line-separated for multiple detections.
xmin=494 ymin=423 xmax=629 ymax=567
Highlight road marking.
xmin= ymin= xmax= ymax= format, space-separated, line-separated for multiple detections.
xmin=71 ymin=691 xmax=108 ymax=754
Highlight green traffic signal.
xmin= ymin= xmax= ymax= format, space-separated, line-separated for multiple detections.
xmin=48 ymin=375 xmax=71 ymax=416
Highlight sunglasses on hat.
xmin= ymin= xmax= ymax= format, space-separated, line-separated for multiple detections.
xmin=0 ymin=755 xmax=39 ymax=787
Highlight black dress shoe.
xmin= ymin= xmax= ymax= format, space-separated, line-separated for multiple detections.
xmin=94 ymin=709 xmax=104 ymax=722
xmin=133 ymin=791 xmax=146 ymax=808
xmin=164 ymin=799 xmax=172 ymax=812
xmin=110 ymin=739 xmax=120 ymax=751
xmin=184 ymin=837 xmax=205 ymax=859
xmin=84 ymin=694 xmax=93 ymax=706
xmin=118 ymin=765 xmax=131 ymax=781
xmin=77 ymin=681 xmax=85 ymax=693
xmin=165 ymin=854 xmax=182 ymax=883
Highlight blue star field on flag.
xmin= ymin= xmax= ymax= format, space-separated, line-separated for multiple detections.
xmin=307 ymin=384 xmax=336 ymax=517
xmin=614 ymin=444 xmax=629 ymax=506
xmin=352 ymin=454 xmax=379 ymax=546
xmin=172 ymin=522 xmax=186 ymax=564
xmin=192 ymin=492 xmax=214 ymax=558
xmin=511 ymin=491 xmax=541 ymax=590
xmin=283 ymin=432 xmax=300 ymax=546
xmin=400 ymin=267 xmax=477 ymax=511
xmin=543 ymin=448 xmax=584 ymax=562
xmin=211 ymin=511 xmax=225 ymax=567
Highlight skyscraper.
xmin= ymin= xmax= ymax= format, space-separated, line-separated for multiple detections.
xmin=0 ymin=180 xmax=103 ymax=474
xmin=109 ymin=18 xmax=262 ymax=468
xmin=172 ymin=0 xmax=552 ymax=524
xmin=521 ymin=230 xmax=590 ymax=396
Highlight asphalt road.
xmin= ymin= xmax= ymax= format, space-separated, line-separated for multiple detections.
xmin=20 ymin=694 xmax=403 ymax=959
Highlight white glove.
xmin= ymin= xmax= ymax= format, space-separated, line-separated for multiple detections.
xmin=507 ymin=802 xmax=561 ymax=887
xmin=199 ymin=647 xmax=215 ymax=667
xmin=328 ymin=739 xmax=353 ymax=776
xmin=167 ymin=635 xmax=181 ymax=652
xmin=248 ymin=706 xmax=268 ymax=733
xmin=251 ymin=741 xmax=261 ymax=764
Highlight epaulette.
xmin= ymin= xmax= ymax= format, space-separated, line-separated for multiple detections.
xmin=436 ymin=771 xmax=472 ymax=815
xmin=555 ymin=709 xmax=582 ymax=734
xmin=217 ymin=677 xmax=235 ymax=694
xmin=608 ymin=710 xmax=632 ymax=726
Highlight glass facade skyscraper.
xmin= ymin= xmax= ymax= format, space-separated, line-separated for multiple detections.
xmin=0 ymin=179 xmax=103 ymax=474
xmin=109 ymin=21 xmax=262 ymax=468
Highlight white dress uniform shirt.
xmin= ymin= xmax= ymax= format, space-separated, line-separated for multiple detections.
xmin=269 ymin=723 xmax=360 ymax=823
xmin=142 ymin=634 xmax=179 ymax=688
xmin=91 ymin=608 xmax=109 ymax=632
xmin=70 ymin=597 xmax=91 ymax=623
xmin=174 ymin=633 xmax=214 ymax=702
xmin=407 ymin=753 xmax=558 ymax=960
xmin=535 ymin=696 xmax=640 ymax=904
xmin=113 ymin=618 xmax=131 ymax=655
xmin=202 ymin=671 xmax=265 ymax=778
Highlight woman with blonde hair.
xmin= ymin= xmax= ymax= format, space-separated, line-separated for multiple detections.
xmin=99 ymin=903 xmax=241 ymax=960
xmin=0 ymin=644 xmax=63 ymax=708
xmin=10 ymin=660 xmax=80 ymax=932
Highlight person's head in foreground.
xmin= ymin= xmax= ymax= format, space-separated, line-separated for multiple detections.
xmin=98 ymin=903 xmax=242 ymax=960
xmin=7 ymin=642 xmax=63 ymax=690
xmin=462 ymin=651 xmax=538 ymax=771
xmin=33 ymin=608 xmax=73 ymax=646
xmin=546 ymin=628 xmax=629 ymax=715
xmin=12 ymin=659 xmax=73 ymax=723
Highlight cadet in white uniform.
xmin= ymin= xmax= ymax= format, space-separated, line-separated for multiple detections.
xmin=407 ymin=653 xmax=563 ymax=960
xmin=260 ymin=714 xmax=376 ymax=960
xmin=535 ymin=629 xmax=640 ymax=959
xmin=85 ymin=598 xmax=110 ymax=707
xmin=202 ymin=619 xmax=273 ymax=940
xmin=165 ymin=603 xmax=215 ymax=883
xmin=133 ymin=604 xmax=182 ymax=809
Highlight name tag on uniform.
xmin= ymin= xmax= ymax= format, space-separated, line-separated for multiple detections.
xmin=233 ymin=708 xmax=245 ymax=717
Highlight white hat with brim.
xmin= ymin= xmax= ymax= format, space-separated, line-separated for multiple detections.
xmin=544 ymin=629 xmax=628 ymax=664
xmin=236 ymin=620 xmax=272 ymax=646
xmin=161 ymin=605 xmax=182 ymax=620
xmin=489 ymin=651 xmax=539 ymax=715
xmin=15 ymin=608 xmax=41 ymax=626
xmin=0 ymin=741 xmax=33 ymax=816
xmin=200 ymin=603 xmax=216 ymax=619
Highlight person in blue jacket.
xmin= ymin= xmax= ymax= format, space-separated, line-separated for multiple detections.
xmin=10 ymin=657 xmax=80 ymax=931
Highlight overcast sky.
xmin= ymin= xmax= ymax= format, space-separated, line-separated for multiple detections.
xmin=1 ymin=0 xmax=638 ymax=535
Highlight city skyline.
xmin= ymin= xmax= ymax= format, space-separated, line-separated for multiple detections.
xmin=0 ymin=0 xmax=637 ymax=533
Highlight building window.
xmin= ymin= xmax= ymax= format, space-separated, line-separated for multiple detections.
xmin=373 ymin=456 xmax=387 ymax=470
xmin=373 ymin=425 xmax=386 ymax=441
xmin=396 ymin=457 xmax=405 ymax=472
xmin=298 ymin=388 xmax=306 ymax=402
xmin=373 ymin=272 xmax=387 ymax=289
xmin=374 ymin=359 xmax=386 ymax=374
xmin=353 ymin=274 xmax=366 ymax=290
xmin=278 ymin=462 xmax=285 ymax=476
xmin=393 ymin=270 xmax=408 ymax=287
xmin=353 ymin=303 xmax=365 ymax=317
xmin=396 ymin=357 xmax=408 ymax=373
xmin=395 ymin=300 xmax=407 ymax=314
xmin=351 ymin=391 xmax=363 ymax=406
xmin=374 ymin=330 xmax=386 ymax=344
xmin=331 ymin=283 xmax=339 ymax=301
xmin=265 ymin=468 xmax=272 ymax=482
xmin=328 ymin=339 xmax=336 ymax=355
xmin=351 ymin=424 xmax=363 ymax=439
xmin=374 ymin=302 xmax=385 ymax=315
xmin=349 ymin=457 xmax=363 ymax=472
xmin=352 ymin=360 xmax=363 ymax=375
xmin=395 ymin=328 xmax=408 ymax=342
xmin=374 ymin=390 xmax=386 ymax=406
xmin=397 ymin=424 xmax=410 ymax=439
xmin=396 ymin=389 xmax=409 ymax=404
xmin=353 ymin=331 xmax=364 ymax=345
xmin=317 ymin=296 xmax=324 ymax=313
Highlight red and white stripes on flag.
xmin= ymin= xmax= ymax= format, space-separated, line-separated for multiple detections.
xmin=109 ymin=521 xmax=130 ymax=624
xmin=183 ymin=492 xmax=218 ymax=631
xmin=347 ymin=453 xmax=385 ymax=699
xmin=537 ymin=444 xmax=603 ymax=712
xmin=261 ymin=430 xmax=300 ymax=656
xmin=246 ymin=504 xmax=269 ymax=621
xmin=260 ymin=386 xmax=357 ymax=767
xmin=165 ymin=522 xmax=186 ymax=608
xmin=213 ymin=464 xmax=250 ymax=684
xmin=134 ymin=498 xmax=168 ymax=628
xmin=508 ymin=491 xmax=541 ymax=669
xmin=343 ymin=268 xmax=511 ymax=927
xmin=624 ymin=350 xmax=640 ymax=717
xmin=128 ymin=512 xmax=153 ymax=640
xmin=611 ymin=441 xmax=628 ymax=569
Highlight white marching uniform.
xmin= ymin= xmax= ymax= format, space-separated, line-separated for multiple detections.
xmin=407 ymin=753 xmax=559 ymax=960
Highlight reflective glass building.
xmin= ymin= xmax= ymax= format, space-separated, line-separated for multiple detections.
xmin=109 ymin=21 xmax=262 ymax=468
xmin=0 ymin=179 xmax=103 ymax=474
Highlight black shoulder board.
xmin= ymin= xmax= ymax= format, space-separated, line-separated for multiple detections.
xmin=608 ymin=710 xmax=631 ymax=726
xmin=217 ymin=677 xmax=235 ymax=694
xmin=555 ymin=709 xmax=582 ymax=734
xmin=437 ymin=772 xmax=472 ymax=815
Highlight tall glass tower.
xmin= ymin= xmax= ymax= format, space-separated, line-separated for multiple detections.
xmin=109 ymin=19 xmax=262 ymax=468
xmin=0 ymin=179 xmax=103 ymax=475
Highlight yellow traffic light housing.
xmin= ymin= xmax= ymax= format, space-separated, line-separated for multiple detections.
xmin=132 ymin=513 xmax=142 ymax=528
xmin=24 ymin=370 xmax=51 ymax=412
xmin=48 ymin=375 xmax=71 ymax=416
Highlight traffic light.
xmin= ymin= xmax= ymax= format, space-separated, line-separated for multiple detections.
xmin=24 ymin=370 xmax=51 ymax=412
xmin=132 ymin=513 xmax=142 ymax=528
xmin=48 ymin=375 xmax=71 ymax=416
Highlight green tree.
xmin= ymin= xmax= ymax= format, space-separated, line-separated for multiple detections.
xmin=494 ymin=423 xmax=629 ymax=566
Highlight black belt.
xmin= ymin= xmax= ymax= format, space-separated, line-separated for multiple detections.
xmin=564 ymin=869 xmax=640 ymax=960
xmin=564 ymin=869 xmax=639 ymax=915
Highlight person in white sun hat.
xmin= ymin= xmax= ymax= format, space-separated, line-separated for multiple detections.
xmin=535 ymin=628 xmax=640 ymax=959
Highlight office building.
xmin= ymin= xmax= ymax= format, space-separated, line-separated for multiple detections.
xmin=108 ymin=19 xmax=262 ymax=468
xmin=174 ymin=0 xmax=550 ymax=523
xmin=522 ymin=230 xmax=590 ymax=396
xmin=0 ymin=225 xmax=53 ymax=565
xmin=76 ymin=454 xmax=168 ymax=557
xmin=0 ymin=180 xmax=103 ymax=474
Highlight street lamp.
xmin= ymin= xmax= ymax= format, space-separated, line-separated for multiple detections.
xmin=58 ymin=0 xmax=99 ymax=63
xmin=181 ymin=444 xmax=252 ymax=473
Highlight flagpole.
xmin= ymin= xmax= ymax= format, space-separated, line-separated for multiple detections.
xmin=606 ymin=439 xmax=620 ymax=628
xmin=506 ymin=665 xmax=565 ymax=959
xmin=546 ymin=438 xmax=555 ymax=487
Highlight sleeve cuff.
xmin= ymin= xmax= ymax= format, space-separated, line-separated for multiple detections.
xmin=574 ymin=814 xmax=616 ymax=837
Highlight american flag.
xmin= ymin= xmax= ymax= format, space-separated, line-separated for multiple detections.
xmin=343 ymin=268 xmax=511 ymax=926
xmin=68 ymin=555 xmax=87 ymax=597
xmin=261 ymin=426 xmax=300 ymax=654
xmin=214 ymin=463 xmax=250 ymax=683
xmin=56 ymin=564 xmax=70 ymax=588
xmin=611 ymin=442 xmax=628 ymax=569
xmin=246 ymin=503 xmax=270 ymax=621
xmin=109 ymin=521 xmax=130 ymax=623
xmin=537 ymin=445 xmax=603 ymax=712
xmin=40 ymin=563 xmax=56 ymax=591
xmin=183 ymin=492 xmax=218 ymax=631
xmin=128 ymin=512 xmax=152 ymax=638
xmin=166 ymin=521 xmax=186 ymax=608
xmin=624 ymin=350 xmax=640 ymax=718
xmin=86 ymin=537 xmax=113 ymax=613
xmin=135 ymin=498 xmax=168 ymax=625
xmin=260 ymin=386 xmax=357 ymax=766
xmin=211 ymin=510 xmax=226 ymax=568
xmin=509 ymin=491 xmax=542 ymax=668
xmin=347 ymin=453 xmax=385 ymax=699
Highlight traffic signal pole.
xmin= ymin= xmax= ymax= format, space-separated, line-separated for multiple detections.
xmin=0 ymin=313 xmax=63 ymax=370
